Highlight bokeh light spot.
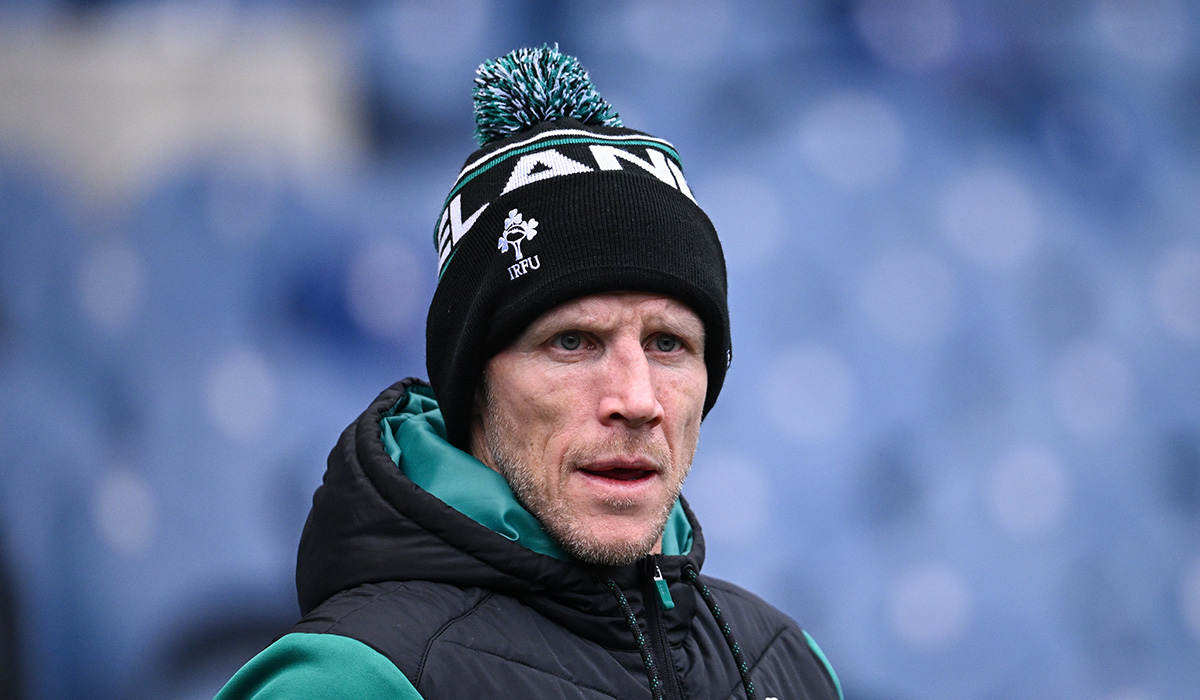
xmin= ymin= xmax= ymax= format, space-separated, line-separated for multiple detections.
xmin=204 ymin=348 xmax=278 ymax=441
xmin=1181 ymin=557 xmax=1200 ymax=644
xmin=859 ymin=247 xmax=959 ymax=348
xmin=1153 ymin=244 xmax=1200 ymax=344
xmin=93 ymin=468 xmax=157 ymax=556
xmin=699 ymin=171 xmax=786 ymax=272
xmin=763 ymin=345 xmax=858 ymax=444
xmin=940 ymin=167 xmax=1039 ymax=269
xmin=888 ymin=563 xmax=972 ymax=650
xmin=985 ymin=443 xmax=1072 ymax=537
xmin=854 ymin=0 xmax=960 ymax=72
xmin=78 ymin=242 xmax=146 ymax=335
xmin=1093 ymin=0 xmax=1188 ymax=72
xmin=799 ymin=91 xmax=906 ymax=190
xmin=346 ymin=240 xmax=424 ymax=342
xmin=686 ymin=452 xmax=772 ymax=539
xmin=392 ymin=0 xmax=491 ymax=71
xmin=1051 ymin=342 xmax=1134 ymax=438
xmin=622 ymin=0 xmax=734 ymax=70
xmin=204 ymin=155 xmax=285 ymax=245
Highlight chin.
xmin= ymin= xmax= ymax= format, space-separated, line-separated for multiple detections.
xmin=552 ymin=520 xmax=662 ymax=567
xmin=562 ymin=539 xmax=651 ymax=567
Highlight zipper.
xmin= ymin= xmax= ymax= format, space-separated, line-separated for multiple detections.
xmin=653 ymin=561 xmax=675 ymax=610
xmin=644 ymin=554 xmax=683 ymax=700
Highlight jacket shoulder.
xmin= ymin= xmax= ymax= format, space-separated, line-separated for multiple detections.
xmin=214 ymin=631 xmax=424 ymax=700
xmin=696 ymin=575 xmax=843 ymax=700
xmin=290 ymin=581 xmax=494 ymax=685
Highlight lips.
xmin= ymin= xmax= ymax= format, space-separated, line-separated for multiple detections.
xmin=578 ymin=460 xmax=659 ymax=482
xmin=583 ymin=467 xmax=653 ymax=481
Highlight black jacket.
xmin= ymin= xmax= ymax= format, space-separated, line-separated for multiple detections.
xmin=222 ymin=380 xmax=842 ymax=700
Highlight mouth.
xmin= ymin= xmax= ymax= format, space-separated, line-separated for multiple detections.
xmin=577 ymin=460 xmax=659 ymax=482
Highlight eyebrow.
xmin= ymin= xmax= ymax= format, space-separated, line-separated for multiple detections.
xmin=648 ymin=314 xmax=705 ymax=341
xmin=527 ymin=308 xmax=705 ymax=345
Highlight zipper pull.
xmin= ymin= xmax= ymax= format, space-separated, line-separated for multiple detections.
xmin=653 ymin=562 xmax=675 ymax=611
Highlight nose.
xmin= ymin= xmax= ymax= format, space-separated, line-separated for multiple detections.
xmin=598 ymin=341 xmax=665 ymax=429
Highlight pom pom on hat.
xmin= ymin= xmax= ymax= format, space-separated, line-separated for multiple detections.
xmin=472 ymin=44 xmax=623 ymax=146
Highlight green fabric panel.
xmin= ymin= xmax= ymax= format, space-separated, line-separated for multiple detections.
xmin=380 ymin=385 xmax=568 ymax=559
xmin=379 ymin=384 xmax=692 ymax=559
xmin=803 ymin=629 xmax=844 ymax=700
xmin=213 ymin=633 xmax=424 ymax=700
xmin=661 ymin=500 xmax=690 ymax=555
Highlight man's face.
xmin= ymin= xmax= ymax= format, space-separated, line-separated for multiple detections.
xmin=470 ymin=291 xmax=708 ymax=566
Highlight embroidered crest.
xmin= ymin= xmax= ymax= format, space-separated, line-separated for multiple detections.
xmin=498 ymin=208 xmax=542 ymax=280
xmin=498 ymin=208 xmax=538 ymax=260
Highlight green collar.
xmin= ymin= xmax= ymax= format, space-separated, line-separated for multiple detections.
xmin=379 ymin=384 xmax=692 ymax=560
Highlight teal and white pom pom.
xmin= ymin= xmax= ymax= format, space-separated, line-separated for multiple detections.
xmin=473 ymin=45 xmax=623 ymax=146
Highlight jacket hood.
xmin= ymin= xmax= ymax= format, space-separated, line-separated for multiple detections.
xmin=295 ymin=379 xmax=707 ymax=648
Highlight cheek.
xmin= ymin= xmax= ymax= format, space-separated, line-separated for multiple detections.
xmin=671 ymin=363 xmax=709 ymax=410
xmin=662 ymin=371 xmax=707 ymax=438
xmin=535 ymin=369 xmax=604 ymax=418
xmin=506 ymin=381 xmax=586 ymax=462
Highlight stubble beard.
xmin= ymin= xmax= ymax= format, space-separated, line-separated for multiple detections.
xmin=481 ymin=394 xmax=691 ymax=567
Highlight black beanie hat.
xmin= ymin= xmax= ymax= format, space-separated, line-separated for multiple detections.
xmin=426 ymin=46 xmax=731 ymax=449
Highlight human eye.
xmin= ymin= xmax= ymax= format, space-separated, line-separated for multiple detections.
xmin=651 ymin=334 xmax=682 ymax=353
xmin=553 ymin=331 xmax=584 ymax=351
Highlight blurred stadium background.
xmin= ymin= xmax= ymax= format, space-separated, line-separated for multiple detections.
xmin=2 ymin=1 xmax=1199 ymax=699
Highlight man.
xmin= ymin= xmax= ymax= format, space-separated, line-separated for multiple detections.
xmin=216 ymin=46 xmax=842 ymax=700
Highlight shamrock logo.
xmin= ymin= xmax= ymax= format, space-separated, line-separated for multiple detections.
xmin=498 ymin=209 xmax=539 ymax=260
